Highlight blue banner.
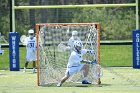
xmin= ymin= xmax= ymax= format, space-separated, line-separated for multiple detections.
xmin=9 ymin=32 xmax=20 ymax=71
xmin=133 ymin=30 xmax=140 ymax=69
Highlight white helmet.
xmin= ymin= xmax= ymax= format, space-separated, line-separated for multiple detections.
xmin=28 ymin=29 xmax=34 ymax=34
xmin=73 ymin=41 xmax=82 ymax=52
xmin=28 ymin=29 xmax=34 ymax=38
xmin=72 ymin=31 xmax=78 ymax=36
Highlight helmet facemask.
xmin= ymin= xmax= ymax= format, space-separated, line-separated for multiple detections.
xmin=29 ymin=33 xmax=34 ymax=39
xmin=73 ymin=41 xmax=82 ymax=53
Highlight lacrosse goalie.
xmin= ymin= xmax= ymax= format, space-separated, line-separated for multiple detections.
xmin=23 ymin=29 xmax=36 ymax=73
xmin=57 ymin=41 xmax=94 ymax=87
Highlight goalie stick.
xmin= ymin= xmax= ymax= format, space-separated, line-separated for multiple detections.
xmin=90 ymin=60 xmax=103 ymax=80
xmin=57 ymin=42 xmax=68 ymax=52
xmin=82 ymin=59 xmax=103 ymax=80
xmin=84 ymin=25 xmax=102 ymax=83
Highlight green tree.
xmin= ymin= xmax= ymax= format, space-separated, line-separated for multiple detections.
xmin=72 ymin=8 xmax=135 ymax=40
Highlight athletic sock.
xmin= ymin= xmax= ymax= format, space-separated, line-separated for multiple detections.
xmin=83 ymin=77 xmax=87 ymax=81
xmin=23 ymin=67 xmax=26 ymax=72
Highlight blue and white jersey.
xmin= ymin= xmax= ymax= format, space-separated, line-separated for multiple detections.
xmin=24 ymin=37 xmax=36 ymax=61
xmin=67 ymin=49 xmax=87 ymax=68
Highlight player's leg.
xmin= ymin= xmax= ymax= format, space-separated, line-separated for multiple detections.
xmin=57 ymin=68 xmax=71 ymax=87
xmin=57 ymin=75 xmax=70 ymax=87
xmin=82 ymin=64 xmax=89 ymax=77
xmin=81 ymin=64 xmax=91 ymax=84
xmin=23 ymin=61 xmax=29 ymax=72
xmin=32 ymin=61 xmax=36 ymax=73
xmin=24 ymin=51 xmax=30 ymax=72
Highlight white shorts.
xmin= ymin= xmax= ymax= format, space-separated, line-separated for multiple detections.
xmin=26 ymin=51 xmax=36 ymax=62
xmin=66 ymin=64 xmax=84 ymax=76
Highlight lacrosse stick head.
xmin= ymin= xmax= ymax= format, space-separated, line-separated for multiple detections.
xmin=57 ymin=42 xmax=67 ymax=52
xmin=20 ymin=35 xmax=27 ymax=45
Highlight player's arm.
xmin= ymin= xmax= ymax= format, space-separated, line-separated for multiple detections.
xmin=65 ymin=38 xmax=72 ymax=51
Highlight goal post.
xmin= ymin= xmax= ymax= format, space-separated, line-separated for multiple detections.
xmin=36 ymin=23 xmax=101 ymax=86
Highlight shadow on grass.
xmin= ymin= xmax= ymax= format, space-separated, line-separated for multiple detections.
xmin=41 ymin=82 xmax=111 ymax=87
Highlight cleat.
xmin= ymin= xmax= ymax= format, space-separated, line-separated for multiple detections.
xmin=82 ymin=80 xmax=91 ymax=84
xmin=57 ymin=83 xmax=62 ymax=87
xmin=23 ymin=70 xmax=26 ymax=73
xmin=23 ymin=67 xmax=26 ymax=73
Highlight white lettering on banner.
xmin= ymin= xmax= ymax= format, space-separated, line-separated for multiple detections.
xmin=11 ymin=36 xmax=16 ymax=68
xmin=12 ymin=50 xmax=16 ymax=57
xmin=13 ymin=64 xmax=16 ymax=68
xmin=13 ymin=58 xmax=16 ymax=68
xmin=136 ymin=33 xmax=140 ymax=66
xmin=13 ymin=59 xmax=16 ymax=63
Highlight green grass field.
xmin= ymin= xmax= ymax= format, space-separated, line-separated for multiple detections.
xmin=0 ymin=45 xmax=132 ymax=69
xmin=0 ymin=67 xmax=140 ymax=93
xmin=0 ymin=44 xmax=139 ymax=93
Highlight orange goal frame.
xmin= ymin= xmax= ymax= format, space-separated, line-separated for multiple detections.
xmin=35 ymin=23 xmax=100 ymax=86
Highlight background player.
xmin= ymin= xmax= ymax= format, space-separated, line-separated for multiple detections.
xmin=67 ymin=30 xmax=83 ymax=52
xmin=57 ymin=41 xmax=94 ymax=86
xmin=23 ymin=29 xmax=36 ymax=73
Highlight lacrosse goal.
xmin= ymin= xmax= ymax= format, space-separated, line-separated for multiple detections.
xmin=36 ymin=23 xmax=101 ymax=86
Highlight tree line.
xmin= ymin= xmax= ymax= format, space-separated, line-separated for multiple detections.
xmin=0 ymin=0 xmax=138 ymax=40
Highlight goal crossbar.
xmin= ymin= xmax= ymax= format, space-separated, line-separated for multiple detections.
xmin=14 ymin=3 xmax=136 ymax=9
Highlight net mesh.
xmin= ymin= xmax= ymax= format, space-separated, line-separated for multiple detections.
xmin=36 ymin=23 xmax=100 ymax=86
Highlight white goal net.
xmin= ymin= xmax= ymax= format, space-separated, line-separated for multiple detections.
xmin=36 ymin=23 xmax=101 ymax=86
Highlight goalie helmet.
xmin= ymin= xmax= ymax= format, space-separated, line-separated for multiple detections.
xmin=73 ymin=41 xmax=82 ymax=52
xmin=28 ymin=29 xmax=34 ymax=38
